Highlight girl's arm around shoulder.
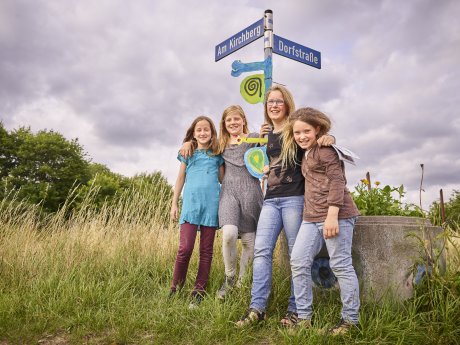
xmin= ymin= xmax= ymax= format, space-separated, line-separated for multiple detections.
xmin=170 ymin=162 xmax=186 ymax=221
xmin=179 ymin=141 xmax=193 ymax=159
xmin=317 ymin=134 xmax=335 ymax=147
xmin=219 ymin=164 xmax=225 ymax=183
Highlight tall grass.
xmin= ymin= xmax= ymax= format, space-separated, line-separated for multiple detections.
xmin=1 ymin=185 xmax=459 ymax=344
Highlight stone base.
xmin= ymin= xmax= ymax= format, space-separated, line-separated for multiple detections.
xmin=352 ymin=216 xmax=445 ymax=301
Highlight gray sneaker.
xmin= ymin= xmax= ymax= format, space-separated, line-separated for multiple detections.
xmin=216 ymin=275 xmax=236 ymax=299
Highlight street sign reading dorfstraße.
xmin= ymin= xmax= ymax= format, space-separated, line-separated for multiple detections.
xmin=273 ymin=34 xmax=321 ymax=69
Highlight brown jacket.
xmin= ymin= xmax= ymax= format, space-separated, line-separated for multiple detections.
xmin=301 ymin=145 xmax=360 ymax=222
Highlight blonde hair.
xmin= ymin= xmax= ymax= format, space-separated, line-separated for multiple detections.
xmin=218 ymin=105 xmax=249 ymax=153
xmin=281 ymin=107 xmax=332 ymax=167
xmin=183 ymin=115 xmax=219 ymax=156
xmin=263 ymin=84 xmax=296 ymax=127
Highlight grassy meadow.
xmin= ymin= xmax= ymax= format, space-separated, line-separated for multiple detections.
xmin=0 ymin=187 xmax=460 ymax=344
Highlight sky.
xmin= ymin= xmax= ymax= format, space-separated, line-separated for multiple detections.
xmin=1 ymin=0 xmax=459 ymax=210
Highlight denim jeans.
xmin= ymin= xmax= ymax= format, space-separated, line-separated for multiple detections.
xmin=249 ymin=195 xmax=304 ymax=313
xmin=290 ymin=217 xmax=360 ymax=323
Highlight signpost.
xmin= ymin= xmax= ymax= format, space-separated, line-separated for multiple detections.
xmin=214 ymin=9 xmax=321 ymax=99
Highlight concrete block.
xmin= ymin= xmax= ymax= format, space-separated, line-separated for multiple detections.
xmin=352 ymin=216 xmax=445 ymax=301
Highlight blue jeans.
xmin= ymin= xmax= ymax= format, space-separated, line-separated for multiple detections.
xmin=249 ymin=195 xmax=304 ymax=313
xmin=290 ymin=217 xmax=360 ymax=323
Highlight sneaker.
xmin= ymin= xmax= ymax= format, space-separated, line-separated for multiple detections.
xmin=280 ymin=311 xmax=298 ymax=327
xmin=286 ymin=318 xmax=312 ymax=335
xmin=216 ymin=275 xmax=236 ymax=300
xmin=296 ymin=318 xmax=312 ymax=329
xmin=188 ymin=292 xmax=204 ymax=310
xmin=328 ymin=318 xmax=357 ymax=335
xmin=235 ymin=308 xmax=266 ymax=327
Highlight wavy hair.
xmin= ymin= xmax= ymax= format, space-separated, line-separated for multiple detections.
xmin=281 ymin=107 xmax=332 ymax=168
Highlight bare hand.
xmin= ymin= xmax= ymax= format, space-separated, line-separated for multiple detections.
xmin=170 ymin=205 xmax=179 ymax=220
xmin=260 ymin=123 xmax=272 ymax=137
xmin=323 ymin=216 xmax=339 ymax=239
xmin=317 ymin=134 xmax=335 ymax=147
xmin=262 ymin=165 xmax=269 ymax=175
xmin=179 ymin=141 xmax=192 ymax=158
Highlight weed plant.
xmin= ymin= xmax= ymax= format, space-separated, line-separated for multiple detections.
xmin=0 ymin=185 xmax=459 ymax=344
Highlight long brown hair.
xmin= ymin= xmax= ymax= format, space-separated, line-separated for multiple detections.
xmin=281 ymin=107 xmax=332 ymax=167
xmin=218 ymin=105 xmax=249 ymax=153
xmin=263 ymin=84 xmax=296 ymax=127
xmin=183 ymin=115 xmax=219 ymax=156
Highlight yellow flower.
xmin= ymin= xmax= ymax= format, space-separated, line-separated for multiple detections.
xmin=375 ymin=181 xmax=381 ymax=186
xmin=361 ymin=179 xmax=369 ymax=185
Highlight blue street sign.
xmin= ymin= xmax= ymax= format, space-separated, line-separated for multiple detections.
xmin=215 ymin=18 xmax=264 ymax=62
xmin=273 ymin=35 xmax=321 ymax=69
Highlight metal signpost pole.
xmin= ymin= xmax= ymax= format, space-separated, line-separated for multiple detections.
xmin=263 ymin=10 xmax=273 ymax=95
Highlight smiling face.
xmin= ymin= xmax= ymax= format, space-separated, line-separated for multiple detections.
xmin=194 ymin=119 xmax=212 ymax=148
xmin=266 ymin=90 xmax=287 ymax=125
xmin=292 ymin=119 xmax=320 ymax=150
xmin=224 ymin=111 xmax=245 ymax=137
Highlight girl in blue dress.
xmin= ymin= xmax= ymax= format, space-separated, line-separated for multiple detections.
xmin=170 ymin=116 xmax=224 ymax=305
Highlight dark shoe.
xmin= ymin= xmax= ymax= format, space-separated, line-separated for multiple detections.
xmin=328 ymin=318 xmax=357 ymax=335
xmin=216 ymin=275 xmax=236 ymax=300
xmin=280 ymin=311 xmax=299 ymax=327
xmin=188 ymin=291 xmax=204 ymax=309
xmin=235 ymin=308 xmax=266 ymax=327
xmin=168 ymin=289 xmax=177 ymax=298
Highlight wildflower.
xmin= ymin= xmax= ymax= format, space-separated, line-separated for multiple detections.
xmin=361 ymin=179 xmax=369 ymax=185
xmin=375 ymin=181 xmax=381 ymax=186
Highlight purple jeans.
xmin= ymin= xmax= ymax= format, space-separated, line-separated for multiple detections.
xmin=171 ymin=222 xmax=216 ymax=293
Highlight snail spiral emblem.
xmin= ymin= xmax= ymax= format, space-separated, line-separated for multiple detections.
xmin=244 ymin=76 xmax=263 ymax=97
xmin=240 ymin=73 xmax=265 ymax=104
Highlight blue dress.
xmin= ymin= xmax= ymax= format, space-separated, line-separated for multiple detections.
xmin=178 ymin=150 xmax=224 ymax=227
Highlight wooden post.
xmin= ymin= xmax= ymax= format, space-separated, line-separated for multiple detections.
xmin=419 ymin=164 xmax=425 ymax=211
xmin=440 ymin=189 xmax=446 ymax=224
xmin=366 ymin=172 xmax=372 ymax=191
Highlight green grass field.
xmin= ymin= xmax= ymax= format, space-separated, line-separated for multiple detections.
xmin=1 ymin=193 xmax=459 ymax=344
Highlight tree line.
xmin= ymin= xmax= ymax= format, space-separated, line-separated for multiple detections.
xmin=0 ymin=122 xmax=173 ymax=222
xmin=1 ymin=122 xmax=458 ymax=227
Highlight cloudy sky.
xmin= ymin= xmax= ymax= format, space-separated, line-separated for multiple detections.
xmin=1 ymin=0 xmax=459 ymax=209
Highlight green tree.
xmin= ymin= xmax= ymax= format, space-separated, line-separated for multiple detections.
xmin=0 ymin=122 xmax=17 ymax=179
xmin=4 ymin=126 xmax=91 ymax=212
xmin=77 ymin=163 xmax=128 ymax=210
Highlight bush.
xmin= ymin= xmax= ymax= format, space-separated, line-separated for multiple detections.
xmin=352 ymin=179 xmax=424 ymax=217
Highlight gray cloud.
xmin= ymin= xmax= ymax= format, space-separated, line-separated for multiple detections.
xmin=1 ymin=0 xmax=459 ymax=206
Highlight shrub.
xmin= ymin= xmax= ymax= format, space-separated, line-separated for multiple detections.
xmin=352 ymin=179 xmax=424 ymax=217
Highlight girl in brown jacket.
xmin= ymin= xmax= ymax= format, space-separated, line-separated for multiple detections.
xmin=281 ymin=107 xmax=360 ymax=335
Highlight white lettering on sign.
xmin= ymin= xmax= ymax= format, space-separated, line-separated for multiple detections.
xmin=229 ymin=25 xmax=261 ymax=49
xmin=216 ymin=25 xmax=261 ymax=57
xmin=278 ymin=40 xmax=319 ymax=65
xmin=217 ymin=45 xmax=227 ymax=56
